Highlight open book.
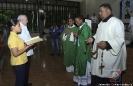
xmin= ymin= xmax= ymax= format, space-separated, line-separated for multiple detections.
xmin=24 ymin=36 xmax=43 ymax=45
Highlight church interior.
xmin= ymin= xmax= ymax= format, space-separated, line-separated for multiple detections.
xmin=0 ymin=0 xmax=133 ymax=86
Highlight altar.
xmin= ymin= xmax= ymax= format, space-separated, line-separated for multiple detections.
xmin=121 ymin=19 xmax=130 ymax=23
xmin=121 ymin=19 xmax=130 ymax=31
xmin=121 ymin=18 xmax=133 ymax=40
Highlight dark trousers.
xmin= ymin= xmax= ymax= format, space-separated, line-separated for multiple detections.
xmin=91 ymin=74 xmax=122 ymax=86
xmin=12 ymin=64 xmax=26 ymax=86
xmin=92 ymin=23 xmax=97 ymax=33
xmin=24 ymin=56 xmax=32 ymax=86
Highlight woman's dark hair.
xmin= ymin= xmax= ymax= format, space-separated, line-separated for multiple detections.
xmin=3 ymin=19 xmax=18 ymax=46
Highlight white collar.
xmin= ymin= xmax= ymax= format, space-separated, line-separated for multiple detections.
xmin=79 ymin=22 xmax=85 ymax=29
xmin=20 ymin=22 xmax=27 ymax=27
xmin=68 ymin=24 xmax=75 ymax=28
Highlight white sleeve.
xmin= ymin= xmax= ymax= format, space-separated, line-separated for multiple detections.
xmin=108 ymin=20 xmax=125 ymax=55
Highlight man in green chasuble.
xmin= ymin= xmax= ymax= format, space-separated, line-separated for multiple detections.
xmin=61 ymin=18 xmax=78 ymax=72
xmin=73 ymin=15 xmax=92 ymax=86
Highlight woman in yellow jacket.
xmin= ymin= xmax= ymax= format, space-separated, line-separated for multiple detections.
xmin=3 ymin=19 xmax=34 ymax=86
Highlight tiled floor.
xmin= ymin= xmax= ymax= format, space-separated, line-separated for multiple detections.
xmin=0 ymin=38 xmax=133 ymax=86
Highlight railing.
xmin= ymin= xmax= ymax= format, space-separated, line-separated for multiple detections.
xmin=0 ymin=34 xmax=6 ymax=71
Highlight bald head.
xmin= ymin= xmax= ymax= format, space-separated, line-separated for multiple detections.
xmin=17 ymin=15 xmax=28 ymax=26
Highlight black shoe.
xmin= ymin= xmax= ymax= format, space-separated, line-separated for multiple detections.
xmin=58 ymin=53 xmax=60 ymax=56
xmin=25 ymin=83 xmax=32 ymax=86
xmin=51 ymin=53 xmax=54 ymax=56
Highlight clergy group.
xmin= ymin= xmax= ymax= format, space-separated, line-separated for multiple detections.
xmin=49 ymin=3 xmax=126 ymax=86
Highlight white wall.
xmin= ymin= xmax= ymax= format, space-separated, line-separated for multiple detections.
xmin=80 ymin=0 xmax=121 ymax=20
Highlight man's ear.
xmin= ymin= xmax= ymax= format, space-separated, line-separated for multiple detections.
xmin=107 ymin=9 xmax=111 ymax=15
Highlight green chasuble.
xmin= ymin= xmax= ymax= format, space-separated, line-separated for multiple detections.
xmin=61 ymin=25 xmax=78 ymax=67
xmin=74 ymin=22 xmax=92 ymax=76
